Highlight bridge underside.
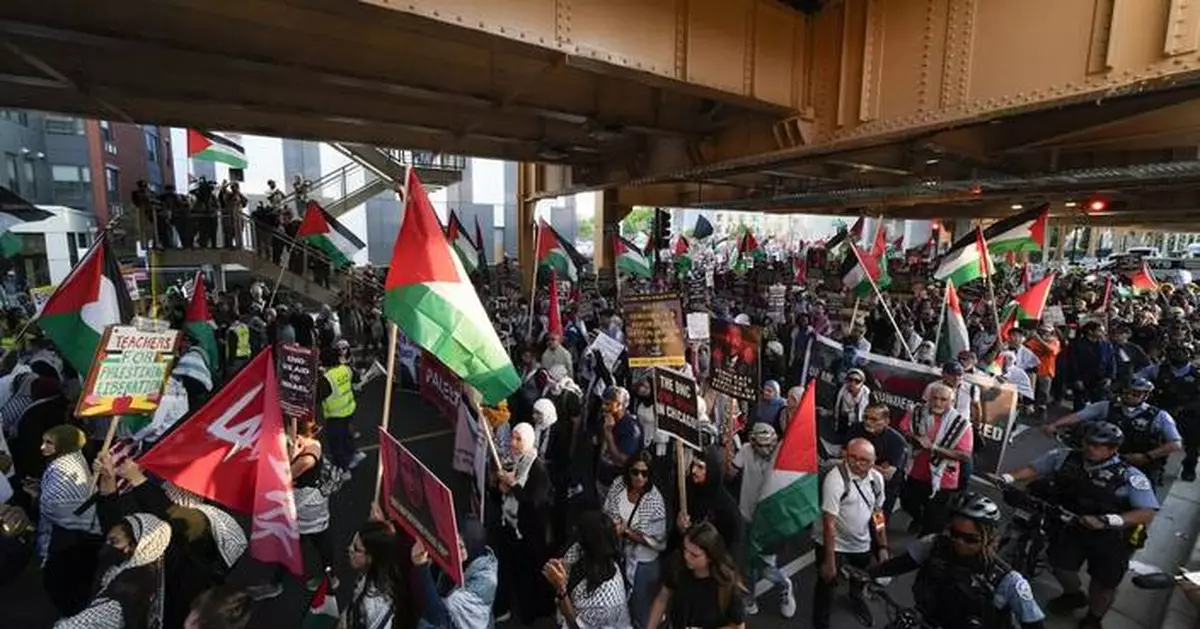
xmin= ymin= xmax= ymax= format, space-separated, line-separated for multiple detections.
xmin=5 ymin=0 xmax=1200 ymax=230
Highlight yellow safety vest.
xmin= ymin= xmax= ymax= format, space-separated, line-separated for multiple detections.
xmin=0 ymin=336 xmax=15 ymax=352
xmin=322 ymin=364 xmax=356 ymax=419
xmin=232 ymin=324 xmax=251 ymax=358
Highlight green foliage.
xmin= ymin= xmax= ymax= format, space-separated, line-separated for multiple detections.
xmin=621 ymin=206 xmax=655 ymax=238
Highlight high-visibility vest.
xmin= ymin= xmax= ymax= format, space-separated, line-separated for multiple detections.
xmin=0 ymin=336 xmax=16 ymax=352
xmin=322 ymin=364 xmax=356 ymax=419
xmin=232 ymin=323 xmax=251 ymax=358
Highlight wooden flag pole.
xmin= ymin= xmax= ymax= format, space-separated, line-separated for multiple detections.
xmin=849 ymin=296 xmax=861 ymax=328
xmin=373 ymin=321 xmax=400 ymax=501
xmin=978 ymin=226 xmax=1004 ymax=337
xmin=675 ymin=438 xmax=688 ymax=520
xmin=526 ymin=221 xmax=542 ymax=341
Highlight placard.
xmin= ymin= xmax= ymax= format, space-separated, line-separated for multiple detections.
xmin=277 ymin=343 xmax=316 ymax=426
xmin=379 ymin=429 xmax=464 ymax=585
xmin=685 ymin=272 xmax=709 ymax=312
xmin=77 ymin=326 xmax=180 ymax=417
xmin=653 ymin=367 xmax=701 ymax=449
xmin=622 ymin=292 xmax=686 ymax=368
xmin=686 ymin=312 xmax=710 ymax=341
xmin=768 ymin=284 xmax=787 ymax=322
xmin=587 ymin=332 xmax=625 ymax=373
xmin=29 ymin=284 xmax=54 ymax=316
xmin=419 ymin=349 xmax=463 ymax=426
xmin=709 ymin=319 xmax=762 ymax=401
xmin=1041 ymin=305 xmax=1066 ymax=327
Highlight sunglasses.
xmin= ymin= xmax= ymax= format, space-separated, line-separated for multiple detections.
xmin=630 ymin=468 xmax=650 ymax=478
xmin=946 ymin=528 xmax=982 ymax=544
xmin=847 ymin=378 xmax=863 ymax=384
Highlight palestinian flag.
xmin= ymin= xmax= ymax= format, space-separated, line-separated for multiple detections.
xmin=301 ymin=575 xmax=339 ymax=628
xmin=536 ymin=219 xmax=578 ymax=283
xmin=0 ymin=186 xmax=54 ymax=226
xmin=935 ymin=280 xmax=970 ymax=365
xmin=446 ymin=211 xmax=480 ymax=274
xmin=183 ymin=270 xmax=219 ymax=370
xmin=842 ymin=227 xmax=890 ymax=298
xmin=474 ymin=215 xmax=488 ymax=267
xmin=383 ymin=169 xmax=519 ymax=405
xmin=613 ymin=235 xmax=652 ymax=278
xmin=186 ymin=130 xmax=247 ymax=168
xmin=983 ymin=204 xmax=1048 ymax=254
xmin=296 ymin=201 xmax=365 ymax=269
xmin=934 ymin=226 xmax=992 ymax=287
xmin=673 ymin=236 xmax=690 ymax=257
xmin=1008 ymin=273 xmax=1056 ymax=321
xmin=35 ymin=234 xmax=134 ymax=375
xmin=1131 ymin=262 xmax=1158 ymax=295
xmin=750 ymin=381 xmax=820 ymax=555
xmin=738 ymin=230 xmax=764 ymax=260
xmin=824 ymin=216 xmax=865 ymax=250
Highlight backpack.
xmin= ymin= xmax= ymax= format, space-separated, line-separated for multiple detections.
xmin=818 ymin=460 xmax=882 ymax=506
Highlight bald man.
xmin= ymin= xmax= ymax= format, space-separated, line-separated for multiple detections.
xmin=813 ymin=438 xmax=889 ymax=628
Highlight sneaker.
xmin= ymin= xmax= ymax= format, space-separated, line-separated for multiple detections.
xmin=245 ymin=583 xmax=284 ymax=600
xmin=349 ymin=452 xmax=367 ymax=469
xmin=1046 ymin=591 xmax=1088 ymax=616
xmin=1183 ymin=469 xmax=1196 ymax=482
xmin=778 ymin=579 xmax=796 ymax=618
xmin=745 ymin=597 xmax=759 ymax=616
xmin=851 ymin=598 xmax=874 ymax=627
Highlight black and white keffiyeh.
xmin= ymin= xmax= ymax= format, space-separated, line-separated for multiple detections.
xmin=559 ymin=543 xmax=633 ymax=629
xmin=37 ymin=451 xmax=98 ymax=559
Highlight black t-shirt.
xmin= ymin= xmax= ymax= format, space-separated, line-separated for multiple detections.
xmin=663 ymin=561 xmax=746 ymax=629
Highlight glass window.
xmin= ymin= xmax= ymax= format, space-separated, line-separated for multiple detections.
xmin=3 ymin=154 xmax=18 ymax=193
xmin=66 ymin=233 xmax=79 ymax=267
xmin=77 ymin=232 xmax=90 ymax=249
xmin=0 ymin=110 xmax=27 ymax=125
xmin=105 ymin=167 xmax=120 ymax=205
xmin=22 ymin=161 xmax=35 ymax=199
xmin=144 ymin=132 xmax=159 ymax=164
xmin=44 ymin=115 xmax=83 ymax=135
xmin=51 ymin=164 xmax=90 ymax=200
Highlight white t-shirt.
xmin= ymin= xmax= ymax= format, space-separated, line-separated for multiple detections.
xmin=813 ymin=466 xmax=885 ymax=553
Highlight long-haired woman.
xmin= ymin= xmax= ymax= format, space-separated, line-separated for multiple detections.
xmin=290 ymin=416 xmax=335 ymax=587
xmin=602 ymin=452 xmax=666 ymax=629
xmin=346 ymin=519 xmax=406 ymax=629
xmin=645 ymin=522 xmax=747 ymax=629
xmin=543 ymin=510 xmax=631 ymax=629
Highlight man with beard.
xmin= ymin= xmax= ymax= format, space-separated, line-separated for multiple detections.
xmin=899 ymin=382 xmax=973 ymax=535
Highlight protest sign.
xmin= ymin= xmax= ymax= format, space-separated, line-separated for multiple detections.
xmin=804 ymin=334 xmax=1018 ymax=474
xmin=685 ymin=272 xmax=709 ymax=312
xmin=1041 ymin=305 xmax=1066 ymax=327
xmin=29 ymin=285 xmax=54 ymax=316
xmin=277 ymin=343 xmax=317 ymax=427
xmin=685 ymin=312 xmax=710 ymax=341
xmin=709 ymin=319 xmax=762 ymax=401
xmin=653 ymin=367 xmax=702 ymax=449
xmin=379 ymin=429 xmax=464 ymax=584
xmin=768 ymin=284 xmax=786 ymax=321
xmin=622 ymin=292 xmax=686 ymax=368
xmin=588 ymin=331 xmax=625 ymax=373
xmin=77 ymin=326 xmax=180 ymax=417
xmin=419 ymin=350 xmax=463 ymax=426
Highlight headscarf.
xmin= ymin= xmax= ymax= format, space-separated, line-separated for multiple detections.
xmin=531 ymin=398 xmax=558 ymax=456
xmin=501 ymin=422 xmax=538 ymax=534
xmin=754 ymin=380 xmax=785 ymax=429
xmin=546 ymin=364 xmax=582 ymax=397
xmin=44 ymin=424 xmax=85 ymax=457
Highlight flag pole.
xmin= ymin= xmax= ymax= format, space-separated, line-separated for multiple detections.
xmin=932 ymin=281 xmax=948 ymax=358
xmin=849 ymin=296 xmax=861 ymax=329
xmin=374 ymin=167 xmax=412 ymax=501
xmin=855 ymin=245 xmax=914 ymax=361
xmin=527 ymin=220 xmax=542 ymax=341
xmin=978 ymin=226 xmax=1003 ymax=337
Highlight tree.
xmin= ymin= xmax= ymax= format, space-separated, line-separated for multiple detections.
xmin=621 ymin=206 xmax=655 ymax=238
xmin=578 ymin=216 xmax=595 ymax=241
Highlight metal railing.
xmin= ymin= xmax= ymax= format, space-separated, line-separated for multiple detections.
xmin=379 ymin=148 xmax=467 ymax=171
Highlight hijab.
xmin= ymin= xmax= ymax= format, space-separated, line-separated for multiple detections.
xmin=531 ymin=399 xmax=558 ymax=456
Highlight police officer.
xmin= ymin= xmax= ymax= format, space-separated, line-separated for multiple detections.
xmin=225 ymin=312 xmax=252 ymax=379
xmin=867 ymin=493 xmax=1046 ymax=629
xmin=999 ymin=423 xmax=1159 ymax=629
xmin=1138 ymin=344 xmax=1200 ymax=481
xmin=1043 ymin=378 xmax=1182 ymax=482
xmin=319 ymin=342 xmax=361 ymax=470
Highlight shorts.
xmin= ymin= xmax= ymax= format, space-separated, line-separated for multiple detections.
xmin=1047 ymin=528 xmax=1133 ymax=589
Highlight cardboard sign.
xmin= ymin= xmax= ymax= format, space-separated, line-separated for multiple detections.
xmin=1041 ymin=305 xmax=1066 ymax=327
xmin=588 ymin=332 xmax=625 ymax=373
xmin=768 ymin=284 xmax=787 ymax=321
xmin=379 ymin=429 xmax=464 ymax=584
xmin=709 ymin=318 xmax=762 ymax=401
xmin=77 ymin=326 xmax=180 ymax=417
xmin=653 ymin=367 xmax=702 ymax=449
xmin=686 ymin=312 xmax=710 ymax=341
xmin=277 ymin=343 xmax=317 ymax=426
xmin=622 ymin=292 xmax=686 ymax=368
xmin=419 ymin=350 xmax=463 ymax=426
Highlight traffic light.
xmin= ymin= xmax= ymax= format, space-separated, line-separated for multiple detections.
xmin=654 ymin=208 xmax=672 ymax=251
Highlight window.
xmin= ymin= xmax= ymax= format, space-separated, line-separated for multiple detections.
xmin=144 ymin=131 xmax=159 ymax=164
xmin=22 ymin=160 xmax=35 ymax=198
xmin=100 ymin=121 xmax=116 ymax=155
xmin=77 ymin=232 xmax=90 ymax=249
xmin=67 ymin=233 xmax=79 ymax=267
xmin=105 ymin=166 xmax=120 ymax=205
xmin=51 ymin=164 xmax=90 ymax=200
xmin=44 ymin=115 xmax=83 ymax=135
xmin=3 ymin=154 xmax=18 ymax=194
xmin=0 ymin=110 xmax=27 ymax=126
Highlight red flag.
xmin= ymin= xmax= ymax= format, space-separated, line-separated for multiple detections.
xmin=1131 ymin=262 xmax=1158 ymax=295
xmin=793 ymin=255 xmax=807 ymax=285
xmin=547 ymin=269 xmax=563 ymax=337
xmin=848 ymin=216 xmax=865 ymax=242
xmin=1011 ymin=273 xmax=1056 ymax=321
xmin=138 ymin=348 xmax=302 ymax=575
xmin=869 ymin=223 xmax=888 ymax=258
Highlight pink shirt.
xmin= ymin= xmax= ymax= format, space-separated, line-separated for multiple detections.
xmin=899 ymin=409 xmax=974 ymax=490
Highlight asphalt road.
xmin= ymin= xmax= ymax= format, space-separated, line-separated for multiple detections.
xmin=0 ymin=383 xmax=1140 ymax=629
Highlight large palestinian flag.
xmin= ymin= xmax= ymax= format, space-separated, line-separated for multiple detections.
xmin=186 ymin=130 xmax=247 ymax=169
xmin=841 ymin=226 xmax=891 ymax=298
xmin=35 ymin=234 xmax=135 ymax=375
xmin=934 ymin=226 xmax=992 ymax=287
xmin=296 ymin=201 xmax=365 ymax=269
xmin=935 ymin=280 xmax=970 ymax=365
xmin=1130 ymin=262 xmax=1158 ymax=295
xmin=536 ymin=219 xmax=578 ymax=283
xmin=383 ymin=169 xmax=519 ymax=405
xmin=750 ymin=382 xmax=820 ymax=555
xmin=983 ymin=204 xmax=1048 ymax=254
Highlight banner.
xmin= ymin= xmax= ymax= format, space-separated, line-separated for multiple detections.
xmin=622 ymin=292 xmax=686 ymax=368
xmin=379 ymin=429 xmax=464 ymax=584
xmin=277 ymin=343 xmax=317 ymax=426
xmin=419 ymin=350 xmax=463 ymax=426
xmin=803 ymin=334 xmax=1018 ymax=475
xmin=653 ymin=367 xmax=701 ymax=449
xmin=77 ymin=326 xmax=179 ymax=417
xmin=709 ymin=319 xmax=762 ymax=401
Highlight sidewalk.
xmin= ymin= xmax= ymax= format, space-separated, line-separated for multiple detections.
xmin=1108 ymin=473 xmax=1200 ymax=629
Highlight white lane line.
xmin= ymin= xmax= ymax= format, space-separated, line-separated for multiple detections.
xmin=754 ymin=550 xmax=816 ymax=596
xmin=355 ymin=428 xmax=456 ymax=452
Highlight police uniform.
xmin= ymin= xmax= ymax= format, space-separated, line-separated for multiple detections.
xmin=1030 ymin=448 xmax=1160 ymax=588
xmin=1074 ymin=400 xmax=1182 ymax=479
xmin=907 ymin=535 xmax=1045 ymax=629
xmin=1145 ymin=363 xmax=1200 ymax=476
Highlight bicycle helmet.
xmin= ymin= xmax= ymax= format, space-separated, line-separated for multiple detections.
xmin=1126 ymin=377 xmax=1155 ymax=393
xmin=952 ymin=493 xmax=1003 ymax=528
xmin=1084 ymin=422 xmax=1125 ymax=447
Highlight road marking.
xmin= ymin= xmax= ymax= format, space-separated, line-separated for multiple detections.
xmin=754 ymin=550 xmax=815 ymax=596
xmin=356 ymin=428 xmax=456 ymax=452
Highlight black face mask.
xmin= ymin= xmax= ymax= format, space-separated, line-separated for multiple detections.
xmin=97 ymin=544 xmax=131 ymax=569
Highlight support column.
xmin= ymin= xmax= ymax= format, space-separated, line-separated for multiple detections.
xmin=1085 ymin=226 xmax=1099 ymax=259
xmin=591 ymin=189 xmax=622 ymax=271
xmin=517 ymin=163 xmax=538 ymax=293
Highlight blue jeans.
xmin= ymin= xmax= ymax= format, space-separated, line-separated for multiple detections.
xmin=629 ymin=557 xmax=662 ymax=629
xmin=324 ymin=415 xmax=356 ymax=468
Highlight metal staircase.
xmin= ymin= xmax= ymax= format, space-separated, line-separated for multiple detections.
xmin=279 ymin=162 xmax=391 ymax=218
xmin=330 ymin=144 xmax=465 ymax=194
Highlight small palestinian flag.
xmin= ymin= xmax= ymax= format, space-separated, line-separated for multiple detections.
xmin=186 ymin=130 xmax=247 ymax=168
xmin=1130 ymin=262 xmax=1158 ymax=295
xmin=536 ymin=219 xmax=578 ymax=283
xmin=613 ymin=235 xmax=652 ymax=279
xmin=296 ymin=201 xmax=365 ymax=269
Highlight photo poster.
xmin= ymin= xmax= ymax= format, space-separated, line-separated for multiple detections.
xmin=767 ymin=284 xmax=787 ymax=322
xmin=29 ymin=285 xmax=55 ymax=316
xmin=653 ymin=367 xmax=702 ymax=450
xmin=379 ymin=429 xmax=465 ymax=585
xmin=76 ymin=325 xmax=180 ymax=417
xmin=277 ymin=343 xmax=317 ymax=430
xmin=708 ymin=318 xmax=762 ymax=401
xmin=419 ymin=349 xmax=464 ymax=427
xmin=803 ymin=334 xmax=1019 ymax=474
xmin=621 ymin=292 xmax=686 ymax=368
xmin=685 ymin=272 xmax=709 ymax=312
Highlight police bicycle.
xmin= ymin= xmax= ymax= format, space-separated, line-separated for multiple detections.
xmin=840 ymin=566 xmax=956 ymax=629
xmin=987 ymin=477 xmax=1081 ymax=579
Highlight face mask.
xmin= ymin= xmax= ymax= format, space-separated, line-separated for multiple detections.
xmin=98 ymin=544 xmax=131 ymax=568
